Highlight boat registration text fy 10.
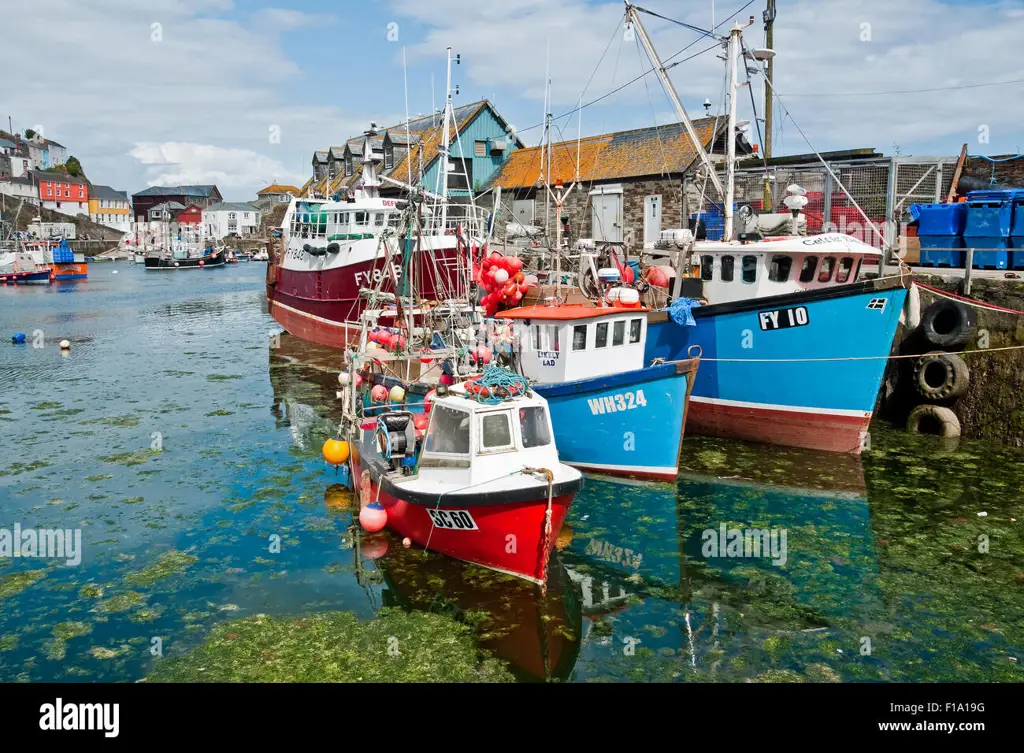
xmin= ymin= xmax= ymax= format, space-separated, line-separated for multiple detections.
xmin=758 ymin=306 xmax=809 ymax=331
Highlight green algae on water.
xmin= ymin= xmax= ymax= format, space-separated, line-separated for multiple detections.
xmin=99 ymin=450 xmax=159 ymax=467
xmin=0 ymin=461 xmax=51 ymax=478
xmin=44 ymin=622 xmax=93 ymax=661
xmin=96 ymin=591 xmax=144 ymax=613
xmin=146 ymin=609 xmax=513 ymax=683
xmin=0 ymin=570 xmax=45 ymax=600
xmin=125 ymin=550 xmax=197 ymax=587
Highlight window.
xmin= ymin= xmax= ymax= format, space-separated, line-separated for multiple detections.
xmin=572 ymin=324 xmax=587 ymax=351
xmin=595 ymin=322 xmax=609 ymax=348
xmin=701 ymin=255 xmax=714 ymax=281
xmin=340 ymin=213 xmax=350 ymax=225
xmin=228 ymin=212 xmax=237 ymax=220
xmin=836 ymin=257 xmax=855 ymax=283
xmin=519 ymin=406 xmax=551 ymax=448
xmin=799 ymin=255 xmax=818 ymax=283
xmin=387 ymin=214 xmax=401 ymax=228
xmin=533 ymin=325 xmax=542 ymax=351
xmin=64 ymin=190 xmax=70 ymax=197
xmin=612 ymin=320 xmax=625 ymax=346
xmin=244 ymin=212 xmax=250 ymax=219
xmin=629 ymin=318 xmax=642 ymax=344
xmin=852 ymin=259 xmax=862 ymax=281
xmin=742 ymin=255 xmax=757 ymax=284
xmin=768 ymin=255 xmax=792 ymax=282
xmin=424 ymin=406 xmax=470 ymax=455
xmin=384 ymin=145 xmax=394 ymax=170
xmin=480 ymin=413 xmax=513 ymax=450
xmin=548 ymin=326 xmax=559 ymax=352
xmin=374 ymin=213 xmax=385 ymax=227
xmin=345 ymin=156 xmax=353 ymax=176
xmin=355 ymin=212 xmax=368 ymax=226
xmin=475 ymin=140 xmax=487 ymax=158
xmin=721 ymin=255 xmax=735 ymax=282
xmin=818 ymin=256 xmax=836 ymax=283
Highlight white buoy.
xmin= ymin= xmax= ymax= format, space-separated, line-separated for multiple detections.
xmin=112 ymin=270 xmax=118 ymax=274
xmin=59 ymin=340 xmax=71 ymax=350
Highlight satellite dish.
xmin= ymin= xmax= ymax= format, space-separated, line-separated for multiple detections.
xmin=748 ymin=48 xmax=776 ymax=61
xmin=786 ymin=184 xmax=808 ymax=196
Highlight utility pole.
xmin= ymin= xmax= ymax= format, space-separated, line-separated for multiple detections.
xmin=762 ymin=0 xmax=776 ymax=210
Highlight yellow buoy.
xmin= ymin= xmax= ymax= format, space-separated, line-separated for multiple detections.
xmin=322 ymin=438 xmax=350 ymax=465
xmin=389 ymin=385 xmax=406 ymax=403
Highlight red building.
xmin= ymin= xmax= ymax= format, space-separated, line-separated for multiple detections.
xmin=35 ymin=171 xmax=89 ymax=216
xmin=177 ymin=204 xmax=203 ymax=224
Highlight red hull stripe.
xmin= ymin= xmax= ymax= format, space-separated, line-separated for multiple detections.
xmin=687 ymin=400 xmax=870 ymax=455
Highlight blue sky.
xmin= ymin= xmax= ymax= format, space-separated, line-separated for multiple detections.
xmin=2 ymin=0 xmax=1022 ymax=199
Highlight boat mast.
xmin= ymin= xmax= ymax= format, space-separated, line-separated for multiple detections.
xmin=626 ymin=2 xmax=726 ymax=202
xmin=439 ymin=47 xmax=454 ymax=237
xmin=725 ymin=23 xmax=740 ymax=242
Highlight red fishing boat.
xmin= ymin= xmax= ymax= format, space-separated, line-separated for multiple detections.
xmin=349 ymin=375 xmax=583 ymax=585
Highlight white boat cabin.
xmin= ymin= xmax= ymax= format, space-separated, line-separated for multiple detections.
xmin=414 ymin=387 xmax=562 ymax=489
xmin=689 ymin=233 xmax=881 ymax=305
xmin=498 ymin=306 xmax=648 ymax=384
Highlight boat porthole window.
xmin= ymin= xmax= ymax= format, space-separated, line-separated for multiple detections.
xmin=612 ymin=320 xmax=625 ymax=346
xmin=519 ymin=406 xmax=552 ymax=448
xmin=742 ymin=255 xmax=757 ymax=284
xmin=799 ymin=255 xmax=818 ymax=283
xmin=572 ymin=325 xmax=587 ymax=351
xmin=818 ymin=256 xmax=837 ymax=283
xmin=721 ymin=255 xmax=735 ymax=282
xmin=595 ymin=322 xmax=609 ymax=348
xmin=768 ymin=255 xmax=792 ymax=282
xmin=701 ymin=254 xmax=714 ymax=281
xmin=629 ymin=318 xmax=642 ymax=344
xmin=836 ymin=256 xmax=854 ymax=283
xmin=480 ymin=413 xmax=513 ymax=451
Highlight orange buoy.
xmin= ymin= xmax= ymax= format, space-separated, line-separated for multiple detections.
xmin=359 ymin=501 xmax=388 ymax=532
xmin=322 ymin=438 xmax=350 ymax=465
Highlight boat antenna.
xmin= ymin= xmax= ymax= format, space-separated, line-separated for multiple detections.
xmin=403 ymin=46 xmax=413 ymax=188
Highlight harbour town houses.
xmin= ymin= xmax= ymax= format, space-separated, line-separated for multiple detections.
xmin=203 ymin=202 xmax=260 ymax=238
xmin=487 ymin=118 xmax=752 ymax=246
xmin=87 ymin=185 xmax=131 ymax=232
xmin=301 ymin=100 xmax=522 ymax=200
xmin=131 ymin=185 xmax=223 ymax=222
xmin=37 ymin=171 xmax=89 ymax=216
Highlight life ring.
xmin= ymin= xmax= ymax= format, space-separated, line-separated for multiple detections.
xmin=906 ymin=404 xmax=961 ymax=438
xmin=913 ymin=351 xmax=970 ymax=401
xmin=919 ymin=299 xmax=975 ymax=350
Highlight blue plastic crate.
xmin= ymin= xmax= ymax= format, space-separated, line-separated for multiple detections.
xmin=1011 ymin=250 xmax=1024 ymax=270
xmin=918 ymin=235 xmax=965 ymax=268
xmin=962 ymin=238 xmax=1009 ymax=270
xmin=964 ymin=192 xmax=1019 ymax=239
xmin=914 ymin=203 xmax=967 ymax=236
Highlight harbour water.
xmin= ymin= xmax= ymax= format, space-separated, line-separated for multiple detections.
xmin=0 ymin=263 xmax=1021 ymax=682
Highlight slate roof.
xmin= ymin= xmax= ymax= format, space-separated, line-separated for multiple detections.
xmin=90 ymin=184 xmax=128 ymax=201
xmin=133 ymin=185 xmax=220 ymax=198
xmin=148 ymin=201 xmax=186 ymax=213
xmin=305 ymin=100 xmax=519 ymax=197
xmin=32 ymin=170 xmax=87 ymax=184
xmin=488 ymin=118 xmax=749 ymax=189
xmin=206 ymin=202 xmax=258 ymax=213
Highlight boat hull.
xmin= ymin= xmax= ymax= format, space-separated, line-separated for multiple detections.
xmin=52 ymin=262 xmax=88 ymax=280
xmin=144 ymin=250 xmax=227 ymax=270
xmin=352 ymin=452 xmax=578 ymax=584
xmin=0 ymin=270 xmax=51 ymax=284
xmin=267 ymin=245 xmax=463 ymax=349
xmin=644 ymin=279 xmax=908 ymax=454
xmin=533 ymin=359 xmax=699 ymax=481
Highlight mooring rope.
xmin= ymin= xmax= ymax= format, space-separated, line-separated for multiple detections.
xmin=670 ymin=344 xmax=1024 ymax=364
xmin=914 ymin=281 xmax=1024 ymax=316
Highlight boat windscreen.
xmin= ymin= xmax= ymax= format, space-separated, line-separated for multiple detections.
xmin=425 ymin=405 xmax=470 ymax=455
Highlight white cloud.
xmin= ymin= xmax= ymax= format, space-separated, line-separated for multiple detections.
xmin=129 ymin=142 xmax=305 ymax=192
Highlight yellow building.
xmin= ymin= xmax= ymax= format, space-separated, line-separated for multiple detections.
xmin=88 ymin=184 xmax=131 ymax=232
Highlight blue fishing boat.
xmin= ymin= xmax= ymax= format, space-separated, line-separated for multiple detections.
xmin=645 ymin=276 xmax=908 ymax=454
xmin=498 ymin=304 xmax=699 ymax=482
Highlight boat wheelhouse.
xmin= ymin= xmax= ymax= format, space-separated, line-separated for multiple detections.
xmin=498 ymin=303 xmax=699 ymax=481
xmin=677 ymin=233 xmax=882 ymax=305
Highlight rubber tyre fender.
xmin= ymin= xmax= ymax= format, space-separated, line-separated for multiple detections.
xmin=913 ymin=351 xmax=970 ymax=401
xmin=919 ymin=299 xmax=976 ymax=350
xmin=906 ymin=404 xmax=961 ymax=438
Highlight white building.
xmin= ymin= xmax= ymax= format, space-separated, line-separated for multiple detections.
xmin=0 ymin=176 xmax=37 ymax=203
xmin=203 ymin=202 xmax=260 ymax=238
xmin=46 ymin=139 xmax=68 ymax=167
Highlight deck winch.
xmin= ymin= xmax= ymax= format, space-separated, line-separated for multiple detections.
xmin=375 ymin=411 xmax=417 ymax=471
